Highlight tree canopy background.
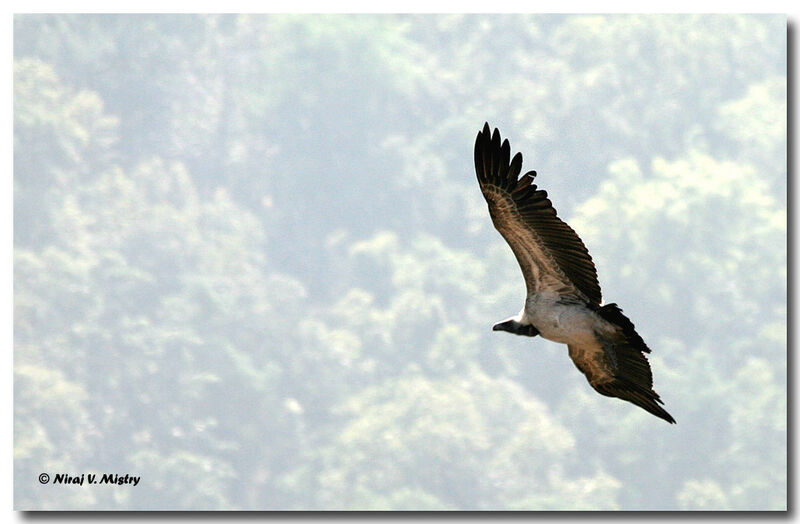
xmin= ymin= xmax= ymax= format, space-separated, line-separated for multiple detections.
xmin=14 ymin=14 xmax=786 ymax=510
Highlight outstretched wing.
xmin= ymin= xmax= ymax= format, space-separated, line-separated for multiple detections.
xmin=568 ymin=304 xmax=675 ymax=424
xmin=474 ymin=123 xmax=601 ymax=305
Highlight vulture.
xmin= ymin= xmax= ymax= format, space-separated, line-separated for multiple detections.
xmin=475 ymin=123 xmax=675 ymax=424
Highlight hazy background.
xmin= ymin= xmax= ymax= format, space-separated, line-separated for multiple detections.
xmin=14 ymin=14 xmax=786 ymax=510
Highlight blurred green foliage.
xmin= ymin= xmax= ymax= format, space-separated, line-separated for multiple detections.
xmin=14 ymin=14 xmax=785 ymax=510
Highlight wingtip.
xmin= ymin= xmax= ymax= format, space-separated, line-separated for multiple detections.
xmin=641 ymin=400 xmax=677 ymax=425
xmin=648 ymin=399 xmax=676 ymax=424
xmin=475 ymin=124 xmax=527 ymax=190
xmin=476 ymin=123 xmax=491 ymax=147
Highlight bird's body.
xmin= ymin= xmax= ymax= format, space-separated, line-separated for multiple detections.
xmin=475 ymin=123 xmax=675 ymax=424
xmin=529 ymin=298 xmax=604 ymax=346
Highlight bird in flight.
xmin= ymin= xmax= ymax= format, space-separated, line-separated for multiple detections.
xmin=475 ymin=123 xmax=674 ymax=424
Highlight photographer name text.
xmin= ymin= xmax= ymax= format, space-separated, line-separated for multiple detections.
xmin=48 ymin=473 xmax=140 ymax=486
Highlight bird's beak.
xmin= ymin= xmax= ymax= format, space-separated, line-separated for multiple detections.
xmin=493 ymin=320 xmax=514 ymax=332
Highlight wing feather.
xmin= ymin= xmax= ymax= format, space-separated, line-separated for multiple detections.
xmin=475 ymin=123 xmax=602 ymax=304
xmin=568 ymin=304 xmax=675 ymax=424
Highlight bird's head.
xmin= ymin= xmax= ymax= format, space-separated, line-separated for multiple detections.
xmin=492 ymin=318 xmax=539 ymax=337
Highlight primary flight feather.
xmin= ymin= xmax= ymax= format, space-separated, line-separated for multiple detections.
xmin=475 ymin=123 xmax=674 ymax=424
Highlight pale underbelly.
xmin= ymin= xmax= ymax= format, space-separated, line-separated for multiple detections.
xmin=525 ymin=302 xmax=603 ymax=346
